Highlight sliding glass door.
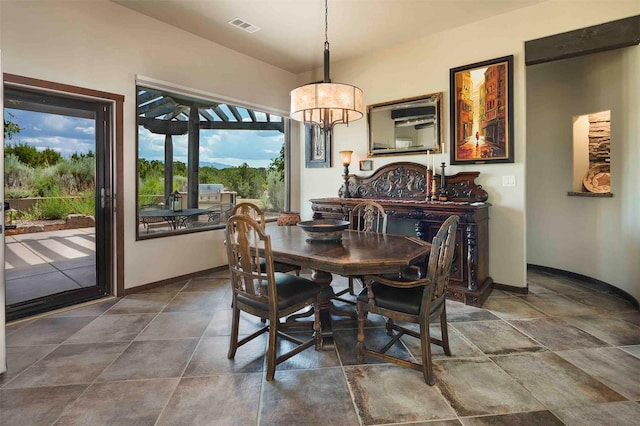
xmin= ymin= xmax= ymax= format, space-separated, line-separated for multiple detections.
xmin=3 ymin=86 xmax=112 ymax=320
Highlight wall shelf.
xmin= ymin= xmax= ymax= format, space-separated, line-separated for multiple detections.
xmin=567 ymin=191 xmax=613 ymax=198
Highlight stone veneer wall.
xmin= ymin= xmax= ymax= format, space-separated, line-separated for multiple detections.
xmin=588 ymin=111 xmax=611 ymax=169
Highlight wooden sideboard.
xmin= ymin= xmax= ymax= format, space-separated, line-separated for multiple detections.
xmin=310 ymin=162 xmax=493 ymax=306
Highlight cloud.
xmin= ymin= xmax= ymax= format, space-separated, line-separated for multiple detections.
xmin=74 ymin=126 xmax=95 ymax=135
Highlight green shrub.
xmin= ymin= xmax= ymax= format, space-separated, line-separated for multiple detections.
xmin=5 ymin=188 xmax=36 ymax=199
xmin=21 ymin=193 xmax=95 ymax=220
xmin=4 ymin=154 xmax=34 ymax=189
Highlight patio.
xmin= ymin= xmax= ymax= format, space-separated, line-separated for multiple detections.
xmin=5 ymin=228 xmax=96 ymax=306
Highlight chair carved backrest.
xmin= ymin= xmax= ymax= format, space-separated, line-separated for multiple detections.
xmin=349 ymin=201 xmax=388 ymax=234
xmin=422 ymin=215 xmax=459 ymax=313
xmin=225 ymin=214 xmax=276 ymax=309
xmin=232 ymin=202 xmax=266 ymax=230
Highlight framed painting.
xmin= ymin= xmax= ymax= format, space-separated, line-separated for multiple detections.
xmin=305 ymin=124 xmax=331 ymax=168
xmin=449 ymin=55 xmax=514 ymax=164
xmin=359 ymin=160 xmax=373 ymax=171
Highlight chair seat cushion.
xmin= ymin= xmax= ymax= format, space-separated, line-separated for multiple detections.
xmin=238 ymin=273 xmax=321 ymax=311
xmin=357 ymin=282 xmax=424 ymax=315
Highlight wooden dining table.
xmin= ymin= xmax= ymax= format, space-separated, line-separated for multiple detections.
xmin=264 ymin=225 xmax=431 ymax=336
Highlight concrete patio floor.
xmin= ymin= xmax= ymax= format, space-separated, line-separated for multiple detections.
xmin=5 ymin=228 xmax=96 ymax=306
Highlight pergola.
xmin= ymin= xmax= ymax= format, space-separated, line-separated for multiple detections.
xmin=137 ymin=88 xmax=284 ymax=208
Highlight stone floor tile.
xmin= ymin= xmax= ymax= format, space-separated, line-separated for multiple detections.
xmin=616 ymin=310 xmax=640 ymax=326
xmin=333 ymin=327 xmax=414 ymax=366
xmin=401 ymin=324 xmax=485 ymax=361
xmin=451 ymin=320 xmax=545 ymax=355
xmin=135 ymin=311 xmax=213 ymax=340
xmin=0 ymin=384 xmax=87 ymax=426
xmin=275 ymin=331 xmax=341 ymax=370
xmin=138 ymin=280 xmax=188 ymax=295
xmin=64 ymin=314 xmax=156 ymax=343
xmin=105 ymin=292 xmax=175 ymax=314
xmin=183 ymin=335 xmax=266 ymax=376
xmin=260 ymin=368 xmax=359 ymax=425
xmin=560 ymin=315 xmax=640 ymax=346
xmin=446 ymin=301 xmax=500 ymax=322
xmin=482 ymin=297 xmax=546 ymax=320
xmin=162 ymin=290 xmax=228 ymax=312
xmin=7 ymin=316 xmax=97 ymax=346
xmin=516 ymin=293 xmax=600 ymax=317
xmin=345 ymin=364 xmax=456 ymax=425
xmin=568 ymin=291 xmax=637 ymax=314
xmin=508 ymin=317 xmax=609 ymax=351
xmin=49 ymin=298 xmax=119 ymax=317
xmin=620 ymin=345 xmax=640 ymax=358
xmin=557 ymin=347 xmax=640 ymax=400
xmin=57 ymin=378 xmax=179 ymax=425
xmin=553 ymin=401 xmax=640 ymax=426
xmin=98 ymin=339 xmax=199 ymax=381
xmin=202 ymin=309 xmax=265 ymax=336
xmin=460 ymin=410 xmax=564 ymax=425
xmin=432 ymin=358 xmax=545 ymax=417
xmin=181 ymin=275 xmax=230 ymax=293
xmin=0 ymin=345 xmax=57 ymax=388
xmin=157 ymin=375 xmax=261 ymax=425
xmin=4 ymin=342 xmax=128 ymax=388
xmin=491 ymin=351 xmax=626 ymax=409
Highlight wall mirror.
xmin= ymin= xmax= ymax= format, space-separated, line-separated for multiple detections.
xmin=368 ymin=92 xmax=443 ymax=156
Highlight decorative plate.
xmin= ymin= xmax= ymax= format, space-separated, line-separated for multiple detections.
xmin=583 ymin=165 xmax=610 ymax=193
xmin=297 ymin=219 xmax=350 ymax=242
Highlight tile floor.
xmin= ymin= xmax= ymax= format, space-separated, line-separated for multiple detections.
xmin=1 ymin=268 xmax=639 ymax=425
xmin=5 ymin=228 xmax=96 ymax=305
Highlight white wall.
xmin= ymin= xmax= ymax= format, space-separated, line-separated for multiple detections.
xmin=0 ymin=0 xmax=298 ymax=290
xmin=298 ymin=1 xmax=640 ymax=289
xmin=527 ymin=47 xmax=640 ymax=302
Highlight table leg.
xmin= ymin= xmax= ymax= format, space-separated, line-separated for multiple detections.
xmin=282 ymin=270 xmax=356 ymax=337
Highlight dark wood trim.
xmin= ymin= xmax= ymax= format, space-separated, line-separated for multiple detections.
xmin=493 ymin=282 xmax=528 ymax=295
xmin=4 ymin=72 xmax=125 ymax=298
xmin=528 ymin=264 xmax=639 ymax=309
xmin=4 ymin=73 xmax=125 ymax=102
xmin=115 ymin=97 xmax=125 ymax=297
xmin=525 ymin=15 xmax=640 ymax=66
xmin=123 ymin=265 xmax=227 ymax=295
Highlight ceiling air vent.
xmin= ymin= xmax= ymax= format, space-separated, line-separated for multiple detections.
xmin=228 ymin=18 xmax=261 ymax=34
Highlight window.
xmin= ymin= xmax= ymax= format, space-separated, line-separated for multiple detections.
xmin=136 ymin=85 xmax=289 ymax=238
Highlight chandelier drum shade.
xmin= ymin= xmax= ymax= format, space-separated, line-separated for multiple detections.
xmin=290 ymin=0 xmax=364 ymax=133
xmin=290 ymin=82 xmax=363 ymax=130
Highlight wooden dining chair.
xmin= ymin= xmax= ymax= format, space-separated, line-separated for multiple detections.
xmin=232 ymin=202 xmax=301 ymax=276
xmin=225 ymin=214 xmax=322 ymax=381
xmin=356 ymin=215 xmax=459 ymax=385
xmin=336 ymin=201 xmax=388 ymax=301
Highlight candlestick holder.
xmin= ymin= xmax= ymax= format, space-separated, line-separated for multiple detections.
xmin=426 ymin=168 xmax=433 ymax=201
xmin=438 ymin=162 xmax=448 ymax=201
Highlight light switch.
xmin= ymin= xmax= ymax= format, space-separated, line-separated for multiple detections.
xmin=502 ymin=176 xmax=516 ymax=187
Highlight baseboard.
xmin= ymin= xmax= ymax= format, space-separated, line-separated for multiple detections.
xmin=123 ymin=265 xmax=227 ymax=295
xmin=493 ymin=282 xmax=528 ymax=295
xmin=528 ymin=264 xmax=639 ymax=309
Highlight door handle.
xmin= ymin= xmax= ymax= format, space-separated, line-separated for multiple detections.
xmin=100 ymin=188 xmax=106 ymax=209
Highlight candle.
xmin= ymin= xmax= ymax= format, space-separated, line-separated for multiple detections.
xmin=427 ymin=150 xmax=431 ymax=170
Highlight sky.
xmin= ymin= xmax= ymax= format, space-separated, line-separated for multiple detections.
xmin=138 ymin=127 xmax=283 ymax=168
xmin=4 ymin=109 xmax=95 ymax=157
xmin=4 ymin=109 xmax=284 ymax=168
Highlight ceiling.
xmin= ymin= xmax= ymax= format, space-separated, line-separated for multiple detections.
xmin=113 ymin=0 xmax=544 ymax=74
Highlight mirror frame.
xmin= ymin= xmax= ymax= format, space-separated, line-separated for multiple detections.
xmin=367 ymin=92 xmax=443 ymax=157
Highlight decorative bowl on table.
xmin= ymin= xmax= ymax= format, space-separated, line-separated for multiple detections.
xmin=297 ymin=219 xmax=350 ymax=242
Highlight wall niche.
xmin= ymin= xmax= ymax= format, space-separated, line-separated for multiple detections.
xmin=570 ymin=110 xmax=612 ymax=196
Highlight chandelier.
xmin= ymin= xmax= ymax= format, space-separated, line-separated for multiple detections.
xmin=290 ymin=0 xmax=363 ymax=133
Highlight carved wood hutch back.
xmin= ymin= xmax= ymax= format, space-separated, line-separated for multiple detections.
xmin=311 ymin=162 xmax=494 ymax=306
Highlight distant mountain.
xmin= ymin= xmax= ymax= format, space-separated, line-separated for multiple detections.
xmin=199 ymin=161 xmax=233 ymax=169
